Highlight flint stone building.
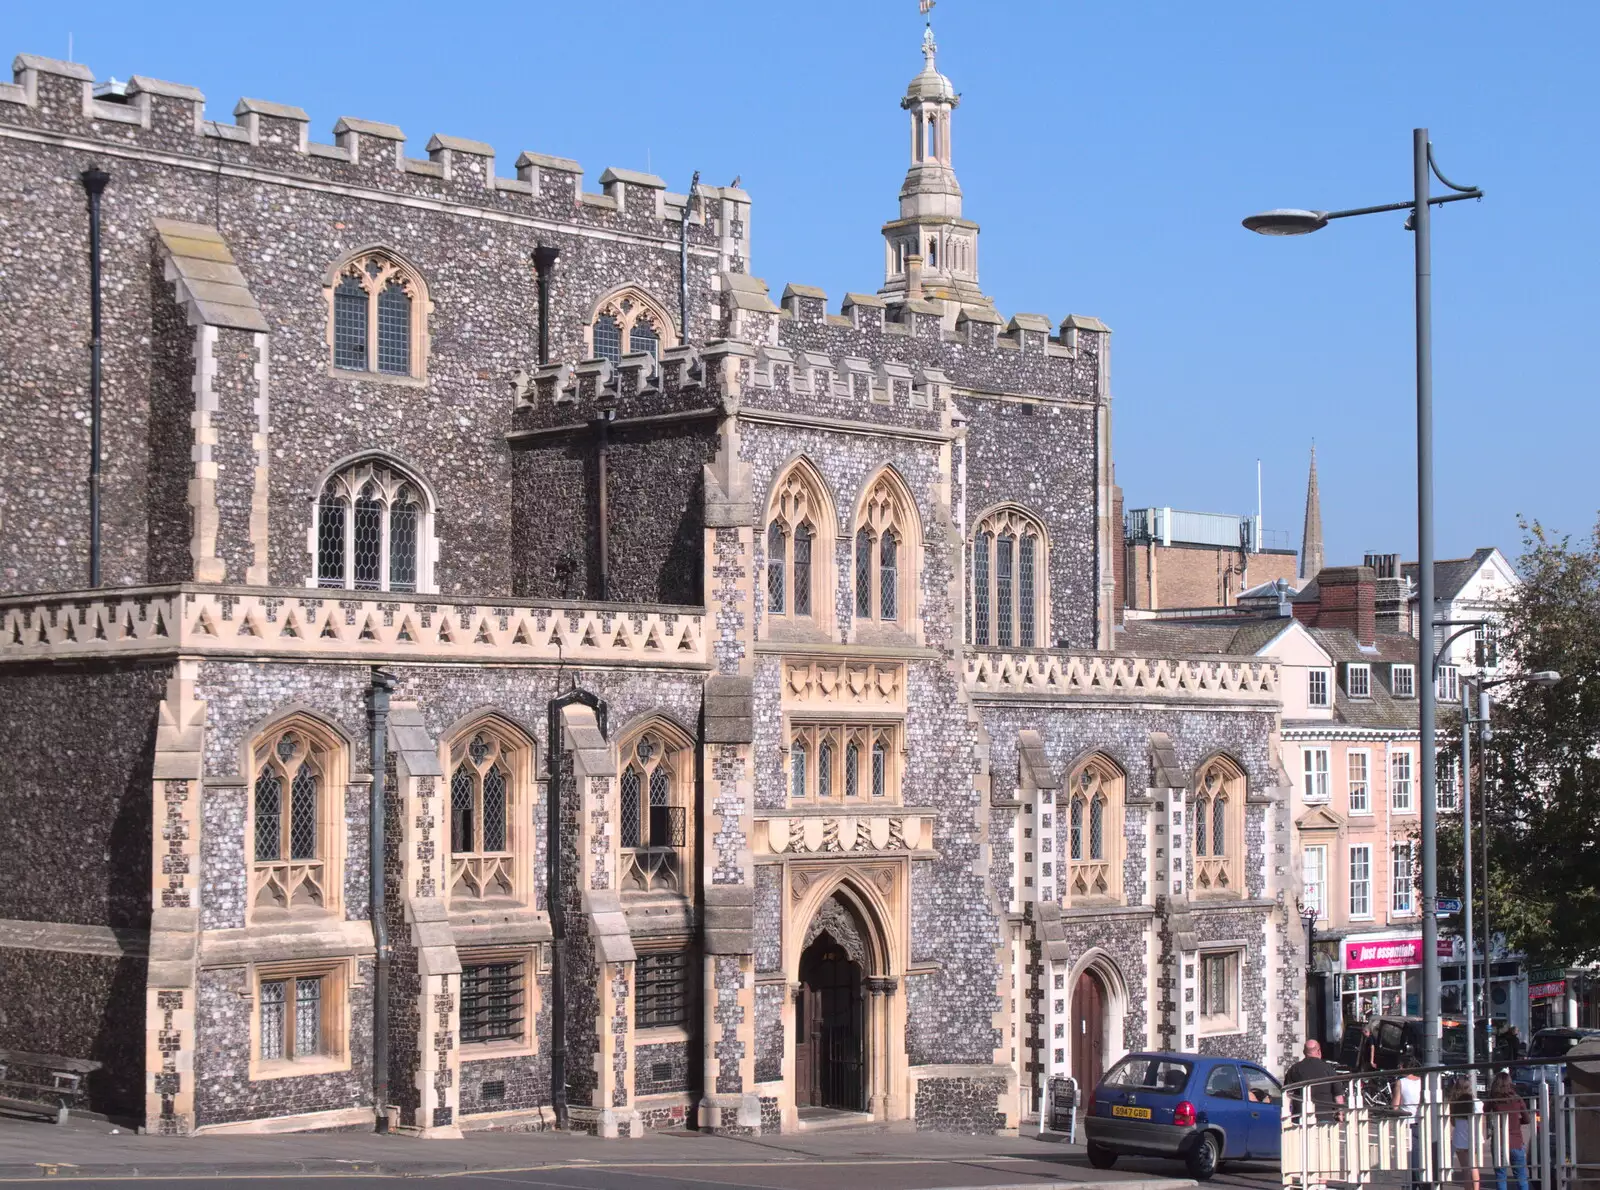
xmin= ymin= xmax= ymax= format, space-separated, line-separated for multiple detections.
xmin=0 ymin=27 xmax=1303 ymax=1138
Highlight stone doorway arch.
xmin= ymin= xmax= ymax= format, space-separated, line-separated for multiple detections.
xmin=786 ymin=870 xmax=903 ymax=1124
xmin=1065 ymin=951 xmax=1130 ymax=1098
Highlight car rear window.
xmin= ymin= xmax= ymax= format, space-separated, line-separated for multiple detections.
xmin=1104 ymin=1057 xmax=1192 ymax=1094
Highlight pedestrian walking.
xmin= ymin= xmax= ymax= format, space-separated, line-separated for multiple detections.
xmin=1285 ymin=1039 xmax=1344 ymax=1124
xmin=1448 ymin=1076 xmax=1480 ymax=1189
xmin=1488 ymin=1071 xmax=1529 ymax=1190
xmin=1392 ymin=1055 xmax=1424 ymax=1185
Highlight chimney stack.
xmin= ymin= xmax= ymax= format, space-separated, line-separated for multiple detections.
xmin=1312 ymin=565 xmax=1377 ymax=646
xmin=1364 ymin=552 xmax=1409 ymax=636
xmin=905 ymin=252 xmax=924 ymax=302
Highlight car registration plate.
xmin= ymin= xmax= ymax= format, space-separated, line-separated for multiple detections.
xmin=1112 ymin=1105 xmax=1152 ymax=1119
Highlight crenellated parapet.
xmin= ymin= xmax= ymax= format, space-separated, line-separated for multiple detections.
xmin=0 ymin=52 xmax=734 ymax=254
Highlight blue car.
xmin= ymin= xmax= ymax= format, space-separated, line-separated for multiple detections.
xmin=1083 ymin=1051 xmax=1283 ymax=1180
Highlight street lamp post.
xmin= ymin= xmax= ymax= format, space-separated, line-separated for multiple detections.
xmin=1301 ymin=902 xmax=1320 ymax=1041
xmin=1245 ymin=131 xmax=1483 ymax=1067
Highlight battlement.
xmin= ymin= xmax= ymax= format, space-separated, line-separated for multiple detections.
xmin=0 ymin=52 xmax=732 ymax=244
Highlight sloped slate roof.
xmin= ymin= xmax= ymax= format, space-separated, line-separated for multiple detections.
xmin=1402 ymin=548 xmax=1499 ymax=603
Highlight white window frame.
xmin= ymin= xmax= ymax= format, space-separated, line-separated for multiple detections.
xmin=1302 ymin=747 xmax=1331 ymax=803
xmin=1348 ymin=664 xmax=1372 ymax=699
xmin=1349 ymin=844 xmax=1373 ymax=920
xmin=1392 ymin=842 xmax=1416 ymax=916
xmin=1308 ymin=668 xmax=1331 ymax=708
xmin=307 ymin=457 xmax=438 ymax=595
xmin=1391 ymin=665 xmax=1416 ymax=698
xmin=1437 ymin=756 xmax=1461 ymax=812
xmin=1303 ymin=844 xmax=1328 ymax=919
xmin=1390 ymin=750 xmax=1415 ymax=814
xmin=1198 ymin=949 xmax=1243 ymax=1035
xmin=1437 ymin=664 xmax=1460 ymax=702
xmin=1347 ymin=749 xmax=1373 ymax=816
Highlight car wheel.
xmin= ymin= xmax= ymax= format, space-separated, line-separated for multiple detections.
xmin=1086 ymin=1142 xmax=1117 ymax=1169
xmin=1186 ymin=1131 xmax=1221 ymax=1181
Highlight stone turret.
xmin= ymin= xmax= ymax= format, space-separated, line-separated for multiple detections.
xmin=878 ymin=20 xmax=991 ymax=324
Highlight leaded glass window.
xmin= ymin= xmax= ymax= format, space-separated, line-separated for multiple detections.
xmin=254 ymin=769 xmax=282 ymax=862
xmin=593 ymin=314 xmax=622 ymax=364
xmin=376 ymin=280 xmax=411 ymax=374
xmin=853 ymin=471 xmax=915 ymax=629
xmin=288 ymin=764 xmax=318 ymax=860
xmin=333 ymin=275 xmax=368 ymax=370
xmin=871 ymin=740 xmax=886 ymax=798
xmin=790 ymin=742 xmax=807 ymax=801
xmin=1070 ymin=796 xmax=1083 ymax=860
xmin=620 ymin=768 xmax=643 ymax=849
xmin=879 ymin=529 xmax=898 ymax=620
xmin=250 ymin=722 xmax=338 ymax=915
xmin=972 ymin=508 xmax=1047 ymax=647
xmin=446 ymin=726 xmax=518 ymax=901
xmin=995 ymin=535 xmax=1014 ymax=647
xmin=1067 ymin=757 xmax=1124 ymax=903
xmin=793 ymin=523 xmax=813 ymax=617
xmin=766 ymin=521 xmax=786 ymax=615
xmin=1089 ymin=794 xmax=1105 ymax=860
xmin=855 ymin=528 xmax=873 ymax=618
xmin=620 ymin=728 xmax=688 ymax=893
xmin=974 ymin=532 xmax=992 ymax=644
xmin=1193 ymin=758 xmax=1243 ymax=896
xmin=259 ymin=974 xmax=326 ymax=1063
xmin=330 ymin=252 xmax=421 ymax=377
xmin=818 ymin=739 xmax=833 ymax=800
xmin=313 ymin=460 xmax=430 ymax=592
xmin=845 ymin=742 xmax=860 ymax=798
xmin=628 ymin=318 xmax=659 ymax=357
xmin=1018 ymin=535 xmax=1036 ymax=647
xmin=792 ymin=724 xmax=898 ymax=803
xmin=1211 ymin=795 xmax=1226 ymax=857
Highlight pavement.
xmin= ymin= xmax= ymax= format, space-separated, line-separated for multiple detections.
xmin=0 ymin=1110 xmax=1282 ymax=1188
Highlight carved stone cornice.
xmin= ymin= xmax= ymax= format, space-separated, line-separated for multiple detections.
xmin=754 ymin=810 xmax=933 ymax=856
xmin=966 ymin=650 xmax=1279 ymax=703
xmin=782 ymin=658 xmax=904 ymax=710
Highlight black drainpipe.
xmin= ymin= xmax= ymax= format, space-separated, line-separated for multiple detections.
xmin=368 ymin=668 xmax=396 ymax=1131
xmin=679 ymin=171 xmax=698 ymax=341
xmin=546 ymin=687 xmax=608 ymax=1130
xmin=533 ymin=244 xmax=559 ymax=365
xmin=593 ymin=388 xmax=616 ymax=602
xmin=81 ymin=166 xmax=111 ymax=588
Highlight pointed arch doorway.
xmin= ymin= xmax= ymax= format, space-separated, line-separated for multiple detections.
xmin=1072 ymin=968 xmax=1108 ymax=1095
xmin=796 ymin=933 xmax=864 ymax=1111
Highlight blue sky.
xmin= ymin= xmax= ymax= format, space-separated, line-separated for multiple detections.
xmin=11 ymin=1 xmax=1596 ymax=567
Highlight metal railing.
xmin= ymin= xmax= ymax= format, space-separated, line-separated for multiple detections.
xmin=1282 ymin=1060 xmax=1597 ymax=1189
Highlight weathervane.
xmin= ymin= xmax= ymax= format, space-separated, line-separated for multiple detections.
xmin=920 ymin=0 xmax=937 ymax=62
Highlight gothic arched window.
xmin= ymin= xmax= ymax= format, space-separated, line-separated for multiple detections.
xmin=314 ymin=458 xmax=435 ymax=594
xmin=765 ymin=460 xmax=832 ymax=630
xmin=447 ymin=721 xmax=530 ymax=902
xmin=249 ymin=717 xmax=345 ymax=918
xmin=328 ymin=250 xmax=426 ymax=378
xmin=853 ymin=469 xmax=918 ymax=631
xmin=971 ymin=506 xmax=1047 ymax=648
xmin=1193 ymin=756 xmax=1246 ymax=897
xmin=589 ymin=288 xmax=675 ymax=365
xmin=1065 ymin=755 xmax=1124 ymax=905
xmin=620 ymin=723 xmax=692 ymax=895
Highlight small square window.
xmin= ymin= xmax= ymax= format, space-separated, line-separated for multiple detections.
xmin=1391 ymin=665 xmax=1415 ymax=698
xmin=1347 ymin=665 xmax=1371 ymax=699
xmin=1308 ymin=669 xmax=1330 ymax=708
xmin=252 ymin=961 xmax=349 ymax=1078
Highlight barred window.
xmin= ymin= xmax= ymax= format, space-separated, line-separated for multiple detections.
xmin=329 ymin=251 xmax=423 ymax=378
xmin=853 ymin=470 xmax=916 ymax=630
xmin=314 ymin=458 xmax=431 ymax=593
xmin=972 ymin=507 xmax=1046 ymax=648
xmin=766 ymin=461 xmax=829 ymax=628
xmin=460 ymin=958 xmax=526 ymax=1045
xmin=590 ymin=289 xmax=675 ymax=366
xmin=259 ymin=975 xmax=324 ymax=1061
xmin=249 ymin=719 xmax=341 ymax=915
xmin=636 ymin=950 xmax=689 ymax=1029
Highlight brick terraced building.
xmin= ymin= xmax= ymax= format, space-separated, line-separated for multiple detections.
xmin=0 ymin=24 xmax=1303 ymax=1138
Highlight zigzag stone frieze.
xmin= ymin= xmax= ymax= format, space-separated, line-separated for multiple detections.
xmin=964 ymin=650 xmax=1278 ymax=701
xmin=0 ymin=586 xmax=707 ymax=667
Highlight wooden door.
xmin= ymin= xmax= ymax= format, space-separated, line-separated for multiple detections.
xmin=795 ymin=984 xmax=822 ymax=1106
xmin=1072 ymin=970 xmax=1107 ymax=1095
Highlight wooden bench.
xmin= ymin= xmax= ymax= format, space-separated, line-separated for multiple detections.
xmin=0 ymin=1049 xmax=101 ymax=1125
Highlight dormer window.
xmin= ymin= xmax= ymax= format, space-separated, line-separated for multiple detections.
xmin=1391 ymin=665 xmax=1415 ymax=698
xmin=1347 ymin=664 xmax=1371 ymax=699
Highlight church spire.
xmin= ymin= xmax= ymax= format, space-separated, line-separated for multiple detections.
xmin=878 ymin=3 xmax=991 ymax=321
xmin=1300 ymin=444 xmax=1325 ymax=583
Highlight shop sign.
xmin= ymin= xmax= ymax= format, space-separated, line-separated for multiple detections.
xmin=1344 ymin=937 xmax=1451 ymax=971
xmin=1529 ymin=980 xmax=1567 ymax=1000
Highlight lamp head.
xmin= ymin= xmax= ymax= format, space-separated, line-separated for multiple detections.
xmin=1243 ymin=209 xmax=1329 ymax=236
xmin=1527 ymin=670 xmax=1562 ymax=687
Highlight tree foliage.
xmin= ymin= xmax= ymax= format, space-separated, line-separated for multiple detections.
xmin=1439 ymin=519 xmax=1600 ymax=967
